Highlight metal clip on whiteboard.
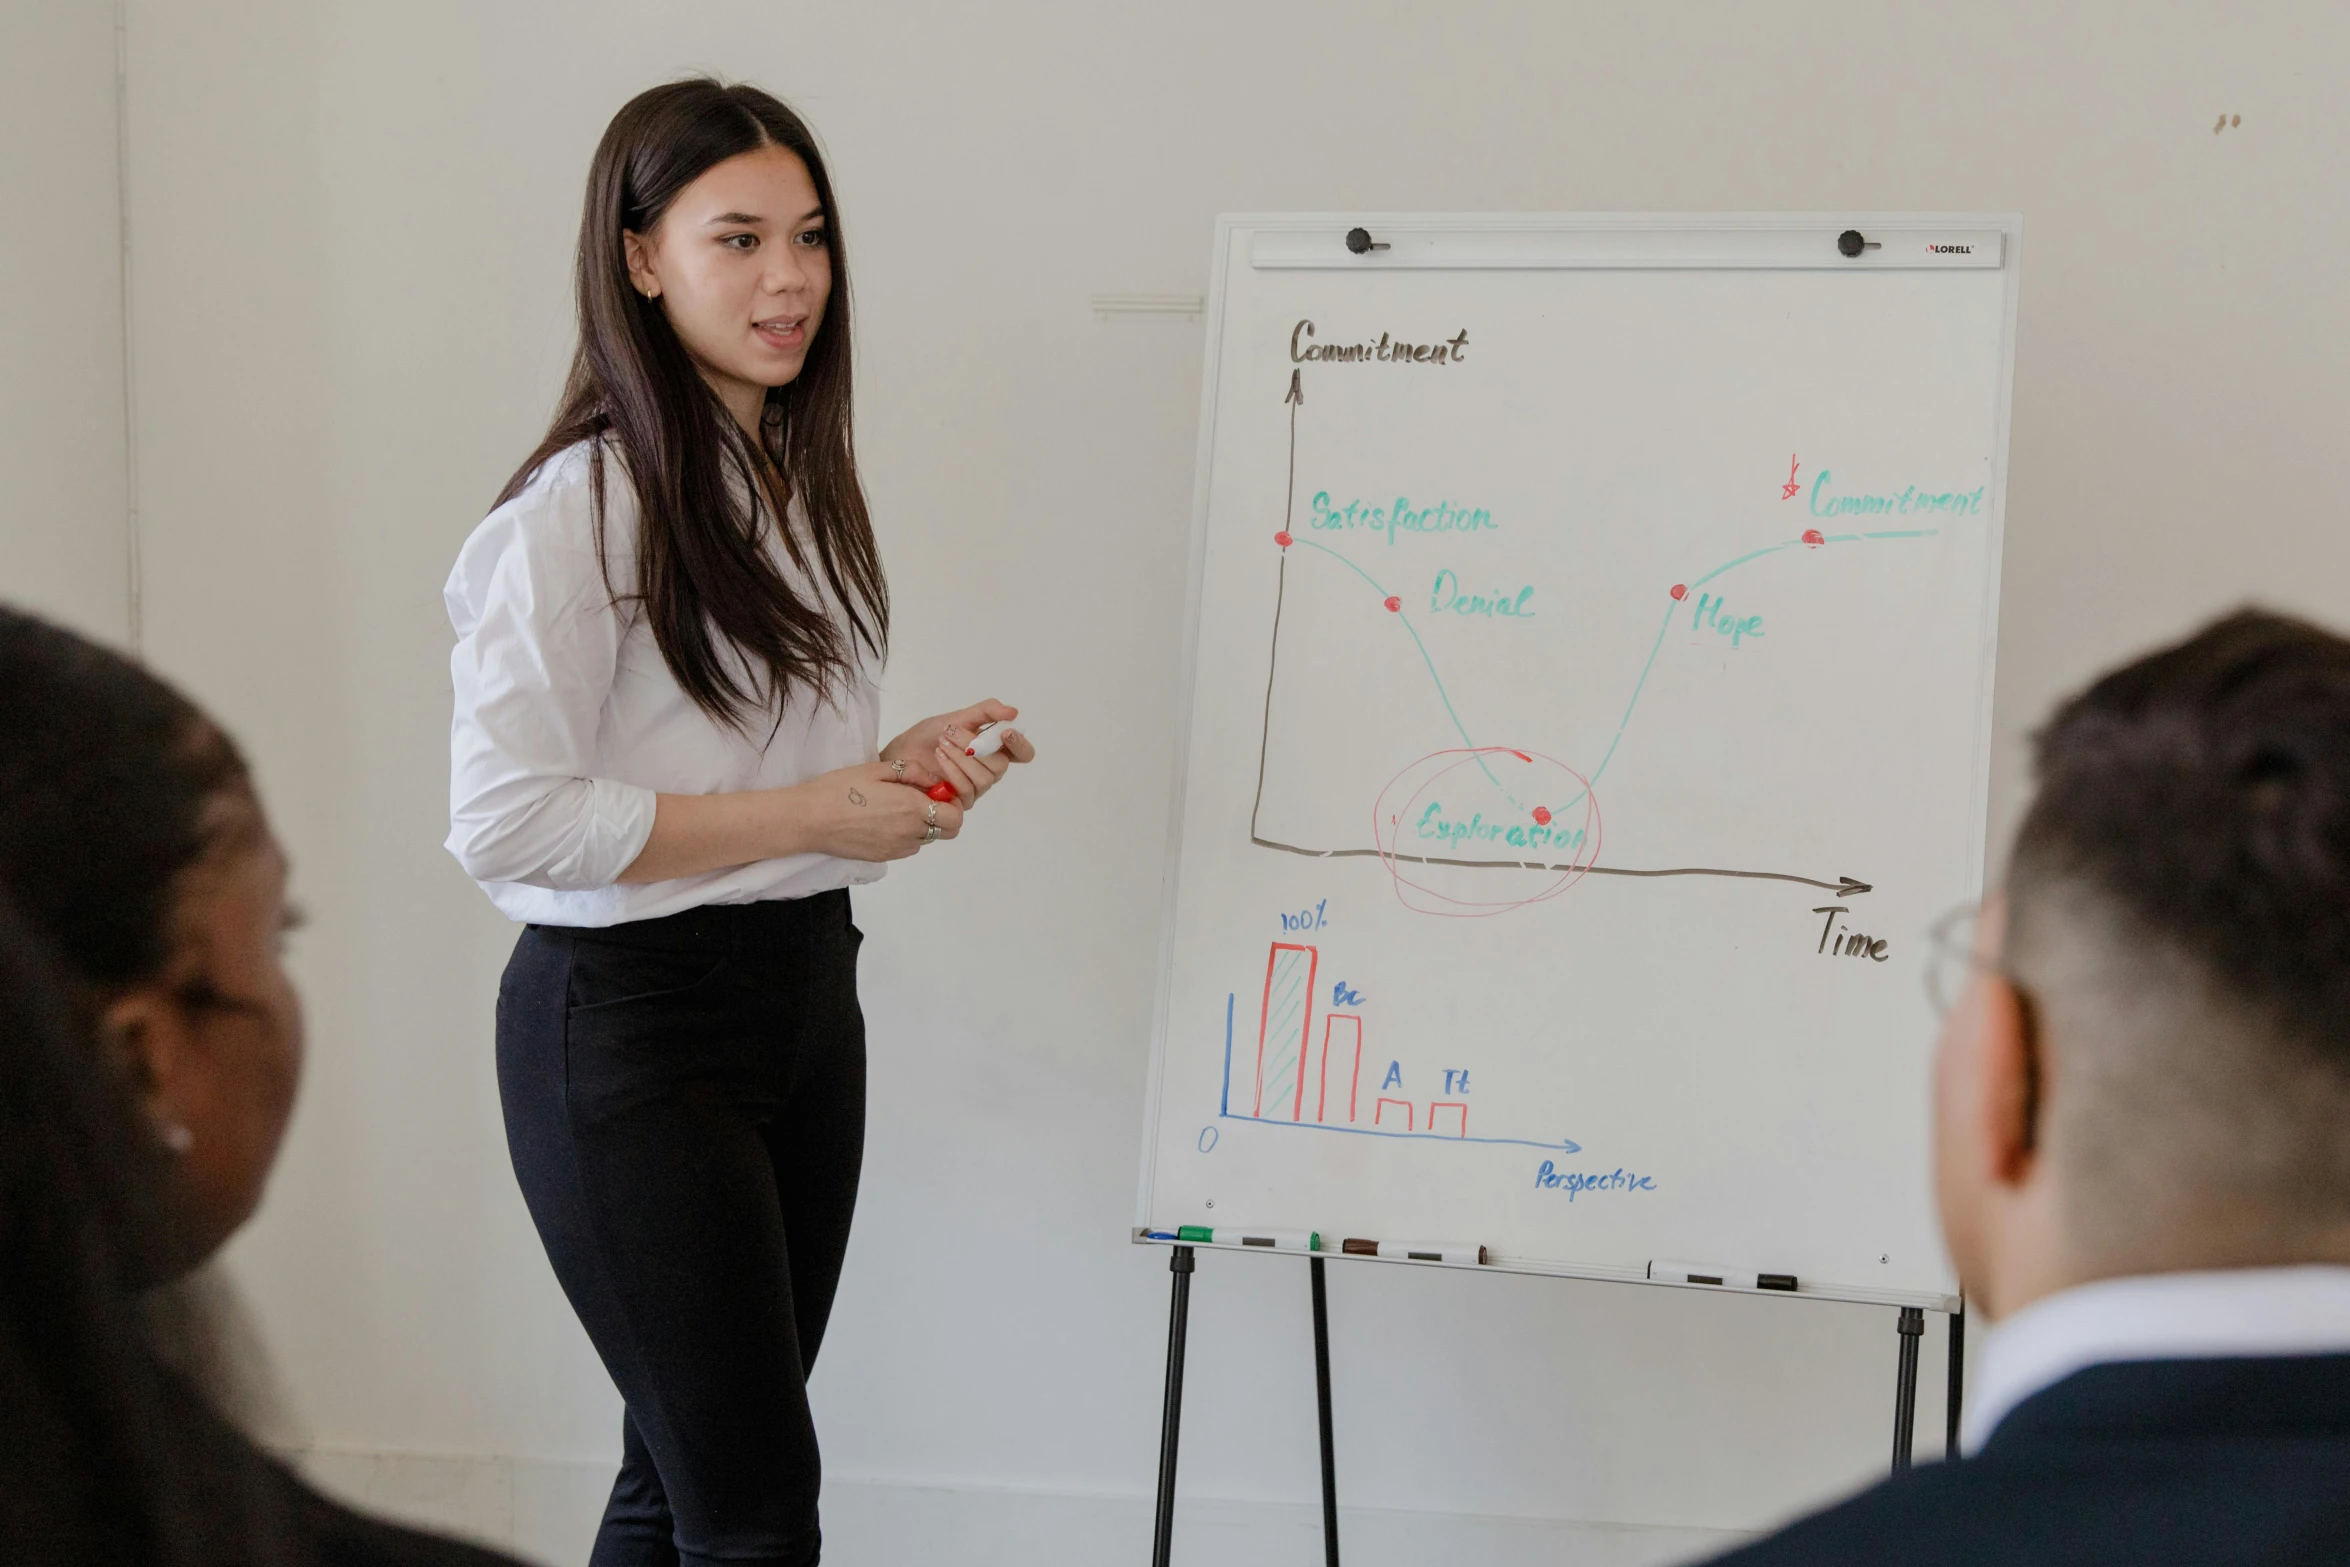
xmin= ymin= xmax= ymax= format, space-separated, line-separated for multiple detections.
xmin=1650 ymin=1260 xmax=1799 ymax=1292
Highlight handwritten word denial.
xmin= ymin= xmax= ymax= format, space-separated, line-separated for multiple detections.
xmin=1291 ymin=319 xmax=1470 ymax=365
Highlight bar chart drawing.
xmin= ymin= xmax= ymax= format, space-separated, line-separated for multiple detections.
xmin=1222 ymin=941 xmax=1578 ymax=1150
xmin=1319 ymin=1015 xmax=1361 ymax=1125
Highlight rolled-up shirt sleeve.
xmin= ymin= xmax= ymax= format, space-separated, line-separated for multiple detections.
xmin=444 ymin=467 xmax=658 ymax=891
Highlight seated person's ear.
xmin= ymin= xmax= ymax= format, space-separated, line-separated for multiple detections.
xmin=1977 ymin=974 xmax=2042 ymax=1186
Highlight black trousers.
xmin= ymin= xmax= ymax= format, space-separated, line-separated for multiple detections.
xmin=497 ymin=893 xmax=866 ymax=1567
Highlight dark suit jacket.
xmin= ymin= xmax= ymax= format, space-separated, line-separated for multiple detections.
xmin=1702 ymin=1355 xmax=2350 ymax=1566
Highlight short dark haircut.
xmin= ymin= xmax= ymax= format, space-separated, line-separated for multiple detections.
xmin=2010 ymin=608 xmax=2350 ymax=1247
xmin=0 ymin=606 xmax=254 ymax=993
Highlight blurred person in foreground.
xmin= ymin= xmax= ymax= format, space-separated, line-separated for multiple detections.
xmin=0 ymin=605 xmax=515 ymax=1566
xmin=1708 ymin=608 xmax=2350 ymax=1565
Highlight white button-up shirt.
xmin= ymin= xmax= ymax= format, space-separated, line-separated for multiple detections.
xmin=1962 ymin=1264 xmax=2350 ymax=1453
xmin=444 ymin=440 xmax=885 ymax=926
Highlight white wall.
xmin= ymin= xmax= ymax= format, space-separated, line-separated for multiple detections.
xmin=0 ymin=0 xmax=129 ymax=641
xmin=96 ymin=3 xmax=2350 ymax=1563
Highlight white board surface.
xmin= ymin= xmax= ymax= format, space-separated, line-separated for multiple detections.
xmin=1137 ymin=215 xmax=2019 ymax=1310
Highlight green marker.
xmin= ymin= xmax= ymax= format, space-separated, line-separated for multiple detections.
xmin=1177 ymin=1226 xmax=1319 ymax=1252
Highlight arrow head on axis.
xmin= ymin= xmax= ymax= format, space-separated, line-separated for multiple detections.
xmin=1836 ymin=877 xmax=1873 ymax=897
xmin=1285 ymin=369 xmax=1303 ymax=405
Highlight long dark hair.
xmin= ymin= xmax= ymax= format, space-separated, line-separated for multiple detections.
xmin=497 ymin=78 xmax=887 ymax=726
xmin=0 ymin=895 xmax=285 ymax=1566
xmin=0 ymin=607 xmax=254 ymax=998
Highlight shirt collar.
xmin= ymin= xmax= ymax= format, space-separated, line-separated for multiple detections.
xmin=1962 ymin=1264 xmax=2350 ymax=1454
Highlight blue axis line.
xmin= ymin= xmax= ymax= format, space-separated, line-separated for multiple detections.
xmin=1215 ymin=993 xmax=1581 ymax=1152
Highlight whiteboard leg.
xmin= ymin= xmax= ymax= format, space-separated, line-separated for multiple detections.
xmin=1311 ymin=1256 xmax=1340 ymax=1567
xmin=1945 ymin=1303 xmax=1966 ymax=1459
xmin=1891 ymin=1306 xmax=1925 ymax=1472
xmin=1151 ymin=1245 xmax=1195 ymax=1567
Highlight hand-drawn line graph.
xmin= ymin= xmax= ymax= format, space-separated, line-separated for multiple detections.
xmin=1217 ymin=959 xmax=1582 ymax=1152
xmin=1246 ymin=368 xmax=1933 ymax=904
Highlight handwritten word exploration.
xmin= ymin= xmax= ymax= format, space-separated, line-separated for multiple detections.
xmin=1416 ymin=802 xmax=1588 ymax=855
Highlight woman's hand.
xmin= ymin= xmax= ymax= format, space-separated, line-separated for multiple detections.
xmin=880 ymin=699 xmax=1037 ymax=808
xmin=782 ymin=762 xmax=963 ymax=863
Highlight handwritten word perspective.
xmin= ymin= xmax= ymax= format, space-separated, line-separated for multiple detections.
xmin=1291 ymin=319 xmax=1469 ymax=365
xmin=1309 ymin=492 xmax=1494 ymax=543
xmin=1534 ymin=1162 xmax=1657 ymax=1200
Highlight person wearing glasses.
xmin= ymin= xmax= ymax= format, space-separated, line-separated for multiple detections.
xmin=1709 ymin=608 xmax=2350 ymax=1565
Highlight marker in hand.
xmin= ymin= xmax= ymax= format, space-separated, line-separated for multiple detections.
xmin=922 ymin=722 xmax=1025 ymax=800
xmin=962 ymin=722 xmax=1015 ymax=760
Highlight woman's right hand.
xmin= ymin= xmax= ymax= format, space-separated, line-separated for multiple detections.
xmin=783 ymin=762 xmax=963 ymax=862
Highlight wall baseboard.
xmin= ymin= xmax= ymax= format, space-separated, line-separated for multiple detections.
xmin=284 ymin=1446 xmax=1753 ymax=1567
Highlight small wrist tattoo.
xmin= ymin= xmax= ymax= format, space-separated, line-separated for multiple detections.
xmin=847 ymin=787 xmax=867 ymax=806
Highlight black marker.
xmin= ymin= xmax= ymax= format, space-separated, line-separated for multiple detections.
xmin=1650 ymin=1260 xmax=1798 ymax=1291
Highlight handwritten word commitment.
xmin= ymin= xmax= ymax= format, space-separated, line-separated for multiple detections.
xmin=1534 ymin=1162 xmax=1657 ymax=1199
xmin=1416 ymin=802 xmax=1586 ymax=854
xmin=1309 ymin=492 xmax=1495 ymax=543
xmin=1291 ymin=319 xmax=1470 ymax=365
xmin=1809 ymin=470 xmax=1985 ymax=518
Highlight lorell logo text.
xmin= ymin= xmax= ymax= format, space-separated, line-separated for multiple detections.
xmin=1926 ymin=243 xmax=1975 ymax=254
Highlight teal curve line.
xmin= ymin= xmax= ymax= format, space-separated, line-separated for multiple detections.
xmin=1289 ymin=523 xmax=1944 ymax=819
xmin=1291 ymin=537 xmax=1517 ymax=802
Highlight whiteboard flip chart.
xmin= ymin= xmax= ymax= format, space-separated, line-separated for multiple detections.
xmin=1137 ymin=216 xmax=2019 ymax=1309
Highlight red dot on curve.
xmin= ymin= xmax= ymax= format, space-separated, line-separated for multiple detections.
xmin=1668 ymin=583 xmax=1688 ymax=601
xmin=1802 ymin=528 xmax=1824 ymax=547
xmin=1383 ymin=596 xmax=1401 ymax=612
xmin=1274 ymin=531 xmax=1293 ymax=548
xmin=1532 ymin=806 xmax=1553 ymax=826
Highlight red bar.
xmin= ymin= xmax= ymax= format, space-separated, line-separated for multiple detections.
xmin=1318 ymin=1015 xmax=1361 ymax=1124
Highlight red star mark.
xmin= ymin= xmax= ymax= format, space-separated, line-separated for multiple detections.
xmin=1781 ymin=454 xmax=1802 ymax=501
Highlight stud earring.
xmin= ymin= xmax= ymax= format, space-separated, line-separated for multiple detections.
xmin=157 ymin=1120 xmax=193 ymax=1155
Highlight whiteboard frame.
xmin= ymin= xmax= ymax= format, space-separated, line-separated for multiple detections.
xmin=1135 ymin=212 xmax=2023 ymax=1313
